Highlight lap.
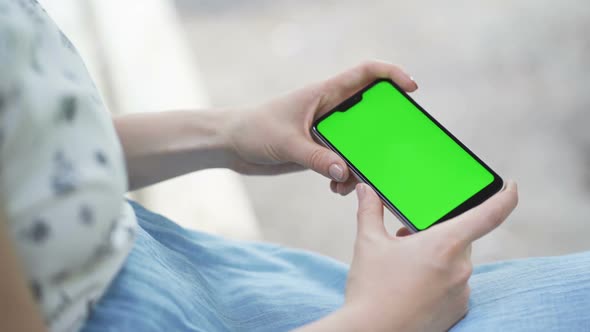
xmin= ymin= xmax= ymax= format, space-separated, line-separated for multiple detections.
xmin=83 ymin=202 xmax=590 ymax=331
xmin=453 ymin=251 xmax=590 ymax=331
xmin=82 ymin=201 xmax=347 ymax=332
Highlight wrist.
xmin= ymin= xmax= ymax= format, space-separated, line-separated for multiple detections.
xmin=329 ymin=305 xmax=370 ymax=331
xmin=183 ymin=109 xmax=237 ymax=170
xmin=293 ymin=306 xmax=367 ymax=332
xmin=338 ymin=302 xmax=410 ymax=332
xmin=214 ymin=107 xmax=248 ymax=171
xmin=216 ymin=106 xmax=270 ymax=174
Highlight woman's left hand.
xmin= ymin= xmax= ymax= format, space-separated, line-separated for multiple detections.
xmin=225 ymin=60 xmax=418 ymax=195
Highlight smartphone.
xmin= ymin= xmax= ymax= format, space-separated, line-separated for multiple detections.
xmin=312 ymin=79 xmax=503 ymax=232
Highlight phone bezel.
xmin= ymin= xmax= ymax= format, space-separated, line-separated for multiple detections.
xmin=311 ymin=78 xmax=504 ymax=232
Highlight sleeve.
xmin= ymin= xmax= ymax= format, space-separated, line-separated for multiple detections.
xmin=0 ymin=1 xmax=35 ymax=152
xmin=0 ymin=2 xmax=35 ymax=92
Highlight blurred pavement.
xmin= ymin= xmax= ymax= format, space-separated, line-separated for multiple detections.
xmin=175 ymin=0 xmax=590 ymax=264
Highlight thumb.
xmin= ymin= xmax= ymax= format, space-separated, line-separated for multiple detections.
xmin=355 ymin=184 xmax=386 ymax=237
xmin=290 ymin=139 xmax=350 ymax=182
xmin=438 ymin=180 xmax=519 ymax=244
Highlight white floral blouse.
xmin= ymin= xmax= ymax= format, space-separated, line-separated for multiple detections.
xmin=0 ymin=1 xmax=137 ymax=331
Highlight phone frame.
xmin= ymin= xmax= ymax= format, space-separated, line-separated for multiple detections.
xmin=311 ymin=78 xmax=504 ymax=232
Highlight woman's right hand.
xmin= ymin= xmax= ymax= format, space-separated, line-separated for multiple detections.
xmin=343 ymin=181 xmax=518 ymax=331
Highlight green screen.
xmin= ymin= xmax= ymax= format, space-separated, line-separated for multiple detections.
xmin=317 ymin=81 xmax=494 ymax=230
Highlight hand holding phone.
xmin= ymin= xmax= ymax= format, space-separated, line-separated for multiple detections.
xmin=312 ymin=79 xmax=503 ymax=232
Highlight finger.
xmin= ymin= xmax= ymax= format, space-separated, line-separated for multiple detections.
xmin=395 ymin=227 xmax=412 ymax=237
xmin=332 ymin=176 xmax=359 ymax=196
xmin=330 ymin=180 xmax=338 ymax=193
xmin=317 ymin=60 xmax=418 ymax=117
xmin=464 ymin=244 xmax=472 ymax=258
xmin=288 ymin=139 xmax=350 ymax=182
xmin=441 ymin=181 xmax=519 ymax=244
xmin=238 ymin=161 xmax=305 ymax=175
xmin=326 ymin=60 xmax=417 ymax=94
xmin=356 ymin=183 xmax=386 ymax=237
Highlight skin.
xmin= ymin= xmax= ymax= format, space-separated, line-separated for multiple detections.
xmin=1 ymin=61 xmax=518 ymax=331
xmin=0 ymin=208 xmax=48 ymax=332
xmin=117 ymin=60 xmax=419 ymax=191
xmin=297 ymin=181 xmax=518 ymax=332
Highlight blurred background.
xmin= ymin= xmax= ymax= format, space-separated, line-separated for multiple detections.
xmin=43 ymin=0 xmax=590 ymax=264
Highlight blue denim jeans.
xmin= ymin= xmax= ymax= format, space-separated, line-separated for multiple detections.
xmin=82 ymin=201 xmax=590 ymax=331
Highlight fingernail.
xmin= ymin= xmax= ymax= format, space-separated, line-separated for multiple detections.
xmin=501 ymin=180 xmax=515 ymax=192
xmin=356 ymin=184 xmax=365 ymax=199
xmin=329 ymin=164 xmax=344 ymax=182
xmin=507 ymin=180 xmax=517 ymax=191
xmin=410 ymin=76 xmax=418 ymax=88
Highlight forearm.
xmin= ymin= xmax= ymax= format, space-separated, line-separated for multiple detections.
xmin=114 ymin=110 xmax=234 ymax=191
